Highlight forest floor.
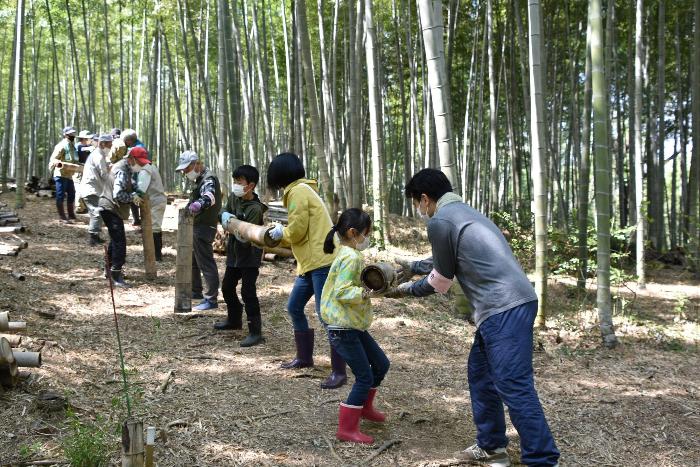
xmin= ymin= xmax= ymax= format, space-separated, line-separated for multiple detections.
xmin=0 ymin=192 xmax=699 ymax=466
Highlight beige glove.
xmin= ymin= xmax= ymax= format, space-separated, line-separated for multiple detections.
xmin=394 ymin=257 xmax=415 ymax=284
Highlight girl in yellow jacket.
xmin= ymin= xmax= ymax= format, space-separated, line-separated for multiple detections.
xmin=320 ymin=208 xmax=389 ymax=444
xmin=267 ymin=153 xmax=347 ymax=389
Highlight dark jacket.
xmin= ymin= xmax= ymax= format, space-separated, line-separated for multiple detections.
xmin=220 ymin=193 xmax=267 ymax=268
xmin=188 ymin=169 xmax=222 ymax=227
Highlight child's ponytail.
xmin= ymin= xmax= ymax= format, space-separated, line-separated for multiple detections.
xmin=324 ymin=225 xmax=338 ymax=254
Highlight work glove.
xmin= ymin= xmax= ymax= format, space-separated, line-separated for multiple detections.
xmin=221 ymin=211 xmax=236 ymax=226
xmin=384 ymin=281 xmax=414 ymax=299
xmin=268 ymin=223 xmax=284 ymax=241
xmin=394 ymin=257 xmax=415 ymax=284
xmin=362 ymin=287 xmax=386 ymax=300
xmin=188 ymin=201 xmax=202 ymax=215
xmin=132 ymin=194 xmax=143 ymax=206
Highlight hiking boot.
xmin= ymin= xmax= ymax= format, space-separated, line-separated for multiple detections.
xmin=193 ymin=299 xmax=218 ymax=311
xmin=455 ymin=444 xmax=511 ymax=467
xmin=280 ymin=329 xmax=314 ymax=369
xmin=89 ymin=233 xmax=105 ymax=246
xmin=320 ymin=346 xmax=347 ymax=389
xmin=110 ymin=269 xmax=131 ymax=289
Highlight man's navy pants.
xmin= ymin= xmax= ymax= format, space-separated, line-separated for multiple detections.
xmin=468 ymin=300 xmax=560 ymax=466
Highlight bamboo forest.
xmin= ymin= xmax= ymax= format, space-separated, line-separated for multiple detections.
xmin=0 ymin=0 xmax=698 ymax=465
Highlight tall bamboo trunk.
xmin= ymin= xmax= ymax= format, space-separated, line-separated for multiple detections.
xmin=486 ymin=0 xmax=498 ymax=213
xmin=689 ymin=0 xmax=700 ymax=273
xmin=578 ymin=18 xmax=593 ymax=290
xmin=13 ymin=0 xmax=26 ymax=208
xmin=634 ymin=0 xmax=646 ymax=287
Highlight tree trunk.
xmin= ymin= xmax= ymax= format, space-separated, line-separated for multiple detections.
xmin=13 ymin=0 xmax=26 ymax=208
xmin=654 ymin=0 xmax=666 ymax=251
xmin=634 ymin=0 xmax=646 ymax=287
xmin=417 ymin=0 xmax=458 ymax=185
xmin=578 ymin=17 xmax=593 ymax=290
xmin=216 ymin=0 xmax=228 ymax=192
xmin=0 ymin=1 xmax=17 ymax=191
xmin=590 ymin=0 xmax=618 ymax=348
xmin=689 ymin=0 xmax=700 ymax=273
xmin=527 ymin=0 xmax=548 ymax=328
xmin=486 ymin=0 xmax=498 ymax=213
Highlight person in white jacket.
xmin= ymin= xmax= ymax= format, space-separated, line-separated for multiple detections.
xmin=134 ymin=155 xmax=167 ymax=261
xmin=80 ymin=134 xmax=112 ymax=246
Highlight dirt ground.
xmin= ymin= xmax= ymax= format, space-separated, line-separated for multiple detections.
xmin=0 ymin=193 xmax=699 ymax=466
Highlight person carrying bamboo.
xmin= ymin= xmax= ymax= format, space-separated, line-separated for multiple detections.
xmin=48 ymin=126 xmax=80 ymax=224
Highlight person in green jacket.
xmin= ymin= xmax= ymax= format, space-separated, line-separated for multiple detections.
xmin=217 ymin=165 xmax=267 ymax=347
xmin=267 ymin=152 xmax=347 ymax=389
xmin=320 ymin=208 xmax=390 ymax=444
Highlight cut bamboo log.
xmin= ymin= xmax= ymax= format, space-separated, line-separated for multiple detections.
xmin=121 ymin=418 xmax=145 ymax=467
xmin=223 ymin=217 xmax=281 ymax=248
xmin=4 ymin=234 xmax=28 ymax=249
xmin=0 ymin=334 xmax=21 ymax=347
xmin=361 ymin=263 xmax=398 ymax=293
xmin=174 ymin=207 xmax=193 ymax=313
xmin=0 ymin=211 xmax=18 ymax=219
xmin=140 ymin=195 xmax=157 ymax=280
xmin=55 ymin=161 xmax=84 ymax=175
xmin=0 ymin=225 xmax=25 ymax=233
xmin=0 ymin=245 xmax=20 ymax=256
xmin=0 ymin=312 xmax=27 ymax=331
xmin=12 ymin=350 xmax=41 ymax=367
xmin=0 ymin=217 xmax=20 ymax=226
xmin=11 ymin=271 xmax=25 ymax=281
xmin=0 ymin=337 xmax=19 ymax=388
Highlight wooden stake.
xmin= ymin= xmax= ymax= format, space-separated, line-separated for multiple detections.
xmin=140 ymin=195 xmax=157 ymax=280
xmin=174 ymin=206 xmax=193 ymax=313
xmin=0 ymin=337 xmax=19 ymax=388
xmin=121 ymin=419 xmax=145 ymax=467
xmin=144 ymin=426 xmax=156 ymax=467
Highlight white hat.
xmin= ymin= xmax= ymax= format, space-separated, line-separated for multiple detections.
xmin=78 ymin=130 xmax=93 ymax=139
xmin=176 ymin=150 xmax=199 ymax=171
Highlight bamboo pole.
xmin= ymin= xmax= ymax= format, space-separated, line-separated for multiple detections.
xmin=140 ymin=195 xmax=157 ymax=280
xmin=55 ymin=161 xmax=83 ymax=175
xmin=0 ymin=312 xmax=27 ymax=332
xmin=223 ymin=217 xmax=280 ymax=248
xmin=121 ymin=419 xmax=144 ymax=467
xmin=12 ymin=350 xmax=41 ymax=367
xmin=174 ymin=206 xmax=193 ymax=313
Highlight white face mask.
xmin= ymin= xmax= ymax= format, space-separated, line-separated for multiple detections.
xmin=131 ymin=164 xmax=143 ymax=173
xmin=185 ymin=170 xmax=199 ymax=182
xmin=99 ymin=147 xmax=110 ymax=157
xmin=355 ymin=234 xmax=370 ymax=251
xmin=231 ymin=183 xmax=247 ymax=198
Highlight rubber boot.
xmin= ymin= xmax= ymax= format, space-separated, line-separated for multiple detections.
xmin=153 ymin=232 xmax=163 ymax=261
xmin=214 ymin=305 xmax=243 ymax=330
xmin=336 ymin=403 xmax=374 ymax=444
xmin=240 ymin=315 xmax=264 ymax=347
xmin=89 ymin=233 xmax=105 ymax=246
xmin=361 ymin=388 xmax=386 ymax=422
xmin=67 ymin=203 xmax=77 ymax=222
xmin=280 ymin=329 xmax=314 ymax=369
xmin=110 ymin=269 xmax=130 ymax=288
xmin=56 ymin=203 xmax=68 ymax=223
xmin=320 ymin=346 xmax=348 ymax=389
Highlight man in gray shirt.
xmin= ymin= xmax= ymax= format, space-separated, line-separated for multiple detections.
xmin=390 ymin=169 xmax=559 ymax=467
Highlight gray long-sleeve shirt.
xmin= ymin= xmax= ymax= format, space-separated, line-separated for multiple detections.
xmin=409 ymin=199 xmax=536 ymax=328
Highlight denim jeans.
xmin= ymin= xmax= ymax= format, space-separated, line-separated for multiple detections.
xmin=54 ymin=176 xmax=75 ymax=204
xmin=100 ymin=209 xmax=126 ymax=271
xmin=468 ymin=300 xmax=559 ymax=466
xmin=192 ymin=224 xmax=219 ymax=302
xmin=328 ymin=329 xmax=390 ymax=406
xmin=287 ymin=266 xmax=330 ymax=331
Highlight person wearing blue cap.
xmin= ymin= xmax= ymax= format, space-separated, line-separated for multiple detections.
xmin=48 ymin=126 xmax=79 ymax=223
xmin=176 ymin=150 xmax=222 ymax=311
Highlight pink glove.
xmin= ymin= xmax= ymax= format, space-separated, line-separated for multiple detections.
xmin=188 ymin=201 xmax=202 ymax=215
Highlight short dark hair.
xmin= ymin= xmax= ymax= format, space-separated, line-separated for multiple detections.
xmin=267 ymin=152 xmax=305 ymax=190
xmin=324 ymin=208 xmax=372 ymax=254
xmin=233 ymin=164 xmax=259 ymax=185
xmin=404 ymin=168 xmax=453 ymax=202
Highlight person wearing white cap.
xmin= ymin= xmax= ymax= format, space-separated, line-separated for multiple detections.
xmin=176 ymin=150 xmax=222 ymax=311
xmin=80 ymin=134 xmax=112 ymax=246
xmin=48 ymin=126 xmax=79 ymax=223
xmin=133 ymin=149 xmax=167 ymax=261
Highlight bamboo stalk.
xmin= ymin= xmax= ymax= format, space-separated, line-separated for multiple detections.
xmin=0 ymin=312 xmax=27 ymax=331
xmin=174 ymin=206 xmax=193 ymax=313
xmin=140 ymin=195 xmax=157 ymax=280
xmin=55 ymin=161 xmax=83 ymax=175
xmin=223 ymin=217 xmax=280 ymax=248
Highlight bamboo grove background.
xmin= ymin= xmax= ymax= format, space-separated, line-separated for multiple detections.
xmin=0 ymin=0 xmax=698 ymax=342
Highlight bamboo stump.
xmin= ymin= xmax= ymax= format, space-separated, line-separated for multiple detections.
xmin=174 ymin=206 xmax=193 ymax=313
xmin=121 ymin=419 xmax=145 ymax=467
xmin=0 ymin=311 xmax=27 ymax=332
xmin=361 ymin=263 xmax=397 ymax=293
xmin=140 ymin=195 xmax=157 ymax=280
xmin=0 ymin=337 xmax=19 ymax=388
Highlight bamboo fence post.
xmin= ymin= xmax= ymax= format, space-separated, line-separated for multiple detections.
xmin=174 ymin=206 xmax=193 ymax=313
xmin=121 ymin=418 xmax=144 ymax=467
xmin=144 ymin=426 xmax=156 ymax=467
xmin=140 ymin=195 xmax=157 ymax=279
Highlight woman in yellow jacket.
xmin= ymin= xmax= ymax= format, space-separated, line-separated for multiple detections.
xmin=267 ymin=153 xmax=347 ymax=389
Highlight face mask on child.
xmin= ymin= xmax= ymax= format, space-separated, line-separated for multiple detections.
xmin=355 ymin=233 xmax=370 ymax=251
xmin=231 ymin=183 xmax=247 ymax=197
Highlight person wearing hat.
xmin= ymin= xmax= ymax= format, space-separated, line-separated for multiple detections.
xmin=80 ymin=134 xmax=112 ymax=246
xmin=132 ymin=147 xmax=167 ymax=261
xmin=98 ymin=146 xmax=146 ymax=288
xmin=48 ymin=126 xmax=80 ymax=223
xmin=108 ymin=128 xmax=146 ymax=227
xmin=74 ymin=130 xmax=94 ymax=215
xmin=176 ymin=150 xmax=222 ymax=311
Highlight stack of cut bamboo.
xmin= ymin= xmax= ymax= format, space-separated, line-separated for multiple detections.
xmin=0 ymin=311 xmax=41 ymax=392
xmin=0 ymin=202 xmax=27 ymax=256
